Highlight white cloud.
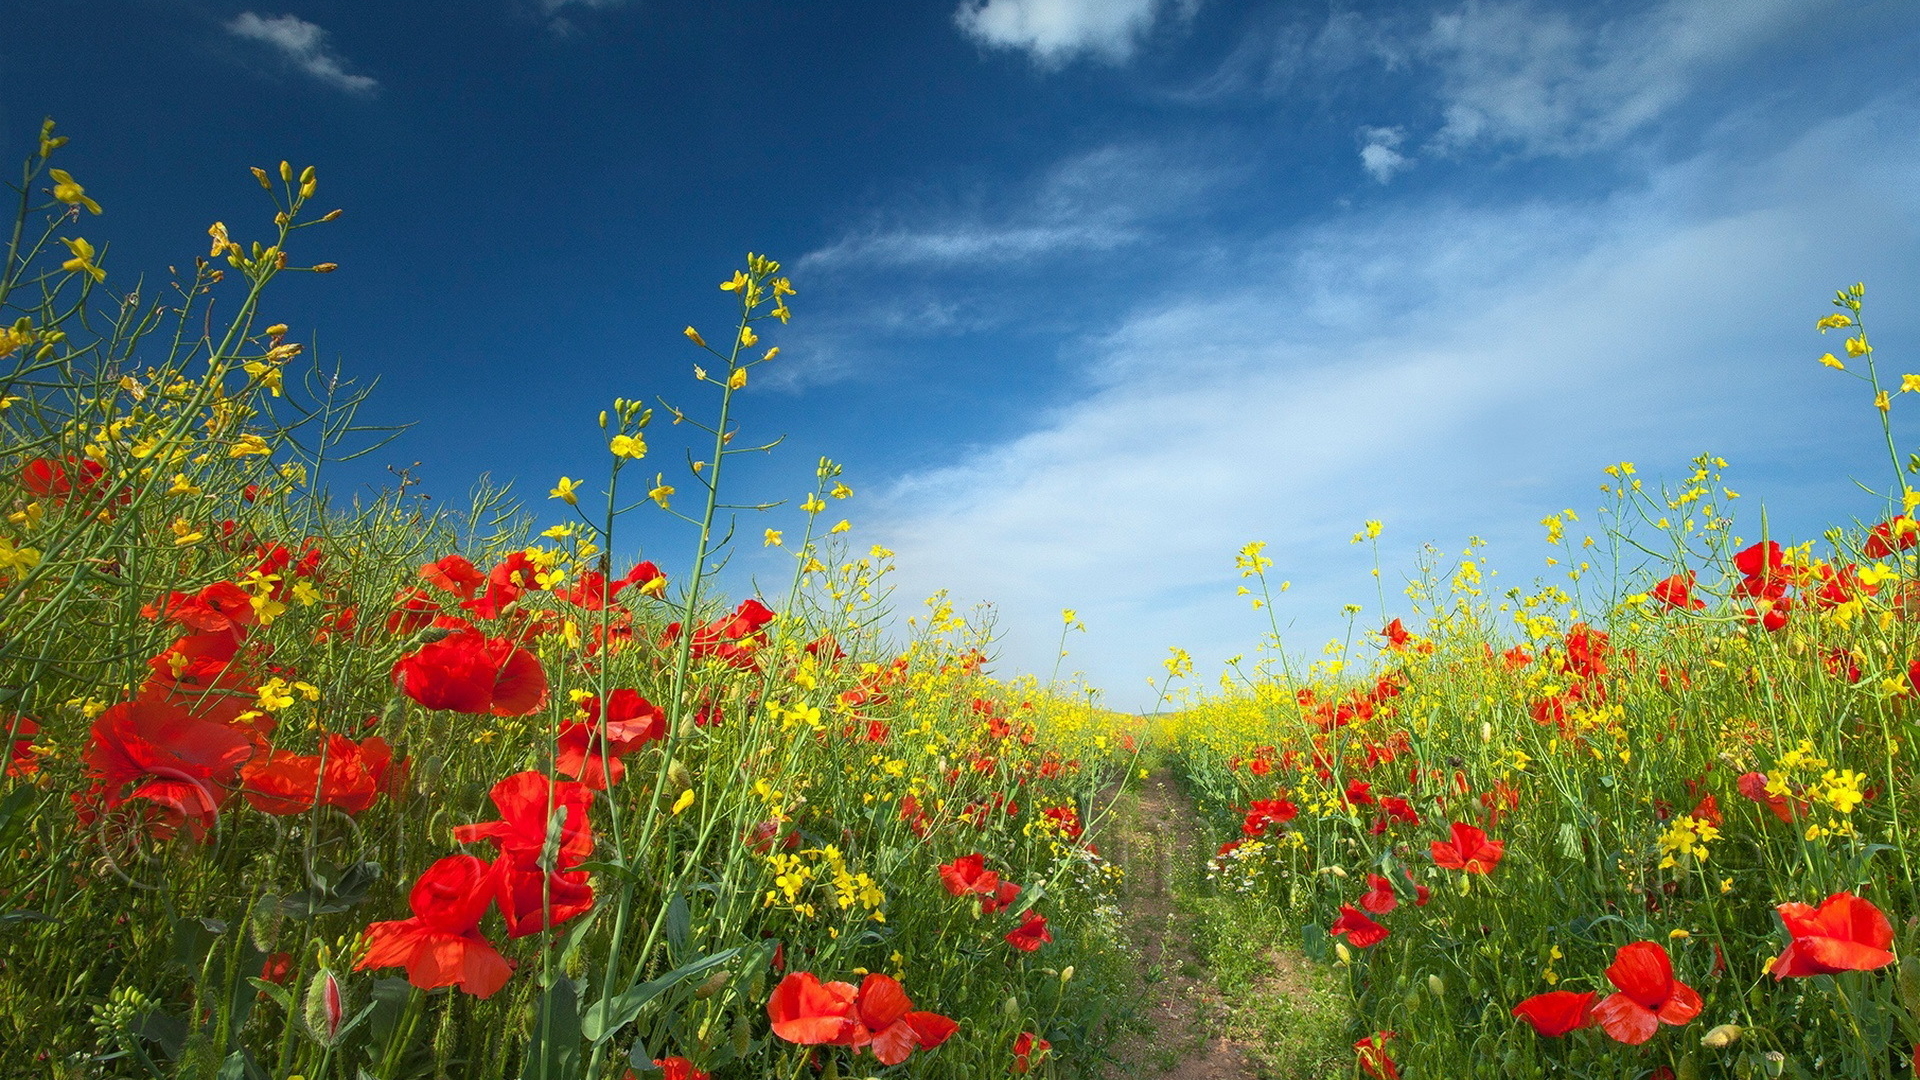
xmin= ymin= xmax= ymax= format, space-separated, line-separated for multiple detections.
xmin=1358 ymin=126 xmax=1412 ymax=183
xmin=227 ymin=13 xmax=377 ymax=95
xmin=955 ymin=0 xmax=1170 ymax=65
xmin=864 ymin=97 xmax=1920 ymax=710
xmin=802 ymin=144 xmax=1226 ymax=271
xmin=1421 ymin=0 xmax=1828 ymax=155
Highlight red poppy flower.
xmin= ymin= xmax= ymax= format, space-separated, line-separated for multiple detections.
xmin=1040 ymin=805 xmax=1083 ymax=839
xmin=554 ymin=690 xmax=666 ymax=788
xmin=1005 ymin=912 xmax=1052 ymax=952
xmin=495 ymin=859 xmax=595 ymax=938
xmin=391 ymin=628 xmax=548 ymax=716
xmin=1381 ymin=618 xmax=1413 ymax=650
xmin=1242 ymin=796 xmax=1298 ymax=837
xmin=1354 ymin=1032 xmax=1398 ymax=1080
xmin=1736 ymin=771 xmax=1799 ymax=823
xmin=259 ymin=951 xmax=293 ymax=985
xmin=1376 ymin=796 xmax=1420 ymax=826
xmin=20 ymin=455 xmax=116 ymax=504
xmin=939 ymin=854 xmax=1002 ymax=897
xmin=844 ymin=973 xmax=960 ymax=1065
xmin=420 ymin=555 xmax=484 ymax=600
xmin=1865 ymin=516 xmax=1920 ymax=558
xmin=452 ymin=771 xmax=595 ymax=870
xmin=240 ymin=749 xmax=323 ymax=815
xmin=1650 ymin=573 xmax=1705 ymax=610
xmin=1590 ymin=941 xmax=1700 ymax=1045
xmin=1012 ymin=1031 xmax=1051 ymax=1073
xmin=1771 ymin=892 xmax=1895 ymax=978
xmin=356 ymin=854 xmax=512 ymax=997
xmin=981 ymin=880 xmax=1023 ymax=915
xmin=1329 ymin=905 xmax=1390 ymax=948
xmin=1359 ymin=874 xmax=1399 ymax=914
xmin=153 ymin=581 xmax=259 ymax=637
xmin=769 ymin=972 xmax=858 ymax=1045
xmin=1429 ymin=822 xmax=1504 ymax=874
xmin=81 ymin=699 xmax=254 ymax=838
xmin=6 ymin=717 xmax=40 ymax=777
xmin=1511 ymin=990 xmax=1596 ymax=1036
xmin=1734 ymin=541 xmax=1791 ymax=598
xmin=638 ymin=1059 xmax=709 ymax=1080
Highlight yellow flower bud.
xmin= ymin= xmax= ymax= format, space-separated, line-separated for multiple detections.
xmin=684 ymin=326 xmax=706 ymax=347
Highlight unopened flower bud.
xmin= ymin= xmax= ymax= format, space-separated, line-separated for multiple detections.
xmin=1427 ymin=973 xmax=1446 ymax=998
xmin=279 ymin=160 xmax=293 ymax=182
xmin=252 ymin=166 xmax=272 ymax=189
xmin=312 ymin=263 xmax=338 ymax=273
xmin=1700 ymin=1024 xmax=1741 ymax=1049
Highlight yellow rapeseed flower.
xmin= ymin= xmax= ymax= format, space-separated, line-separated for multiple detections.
xmin=610 ymin=434 xmax=647 ymax=459
xmin=49 ymin=169 xmax=101 ymax=214
xmin=550 ymin=476 xmax=582 ymax=504
xmin=59 ymin=237 xmax=104 ymax=282
xmin=649 ymin=476 xmax=675 ymax=509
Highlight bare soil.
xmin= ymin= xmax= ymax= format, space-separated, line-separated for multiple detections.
xmin=1100 ymin=769 xmax=1265 ymax=1080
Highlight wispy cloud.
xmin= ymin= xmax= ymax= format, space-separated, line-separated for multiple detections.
xmin=954 ymin=0 xmax=1178 ymax=66
xmin=863 ymin=96 xmax=1920 ymax=710
xmin=227 ymin=13 xmax=378 ymax=95
xmin=1357 ymin=126 xmax=1412 ymax=183
xmin=803 ymin=144 xmax=1229 ymax=272
xmin=1420 ymin=0 xmax=1827 ymax=156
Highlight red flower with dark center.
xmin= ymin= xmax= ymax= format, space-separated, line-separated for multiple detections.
xmin=356 ymin=854 xmax=512 ymax=997
xmin=1591 ymin=941 xmax=1700 ymax=1045
xmin=1771 ymin=892 xmax=1895 ymax=978
xmin=1329 ymin=905 xmax=1390 ymax=948
xmin=1005 ymin=912 xmax=1052 ymax=952
xmin=392 ymin=629 xmax=547 ymax=716
xmin=939 ymin=854 xmax=1001 ymax=897
xmin=1429 ymin=821 xmax=1504 ymax=874
xmin=1511 ymin=990 xmax=1596 ymax=1036
xmin=452 ymin=771 xmax=594 ymax=870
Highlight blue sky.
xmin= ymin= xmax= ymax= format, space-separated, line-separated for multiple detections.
xmin=6 ymin=0 xmax=1919 ymax=709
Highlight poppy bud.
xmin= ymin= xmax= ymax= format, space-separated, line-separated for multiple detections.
xmin=1480 ymin=721 xmax=1492 ymax=742
xmin=1060 ymin=966 xmax=1074 ymax=983
xmin=668 ymin=759 xmax=693 ymax=794
xmin=693 ymin=968 xmax=728 ymax=999
xmin=1427 ymin=973 xmax=1445 ymax=999
xmin=732 ymin=1009 xmax=751 ymax=1056
xmin=1700 ymin=1024 xmax=1741 ymax=1049
xmin=1677 ymin=1055 xmax=1703 ymax=1080
xmin=1403 ymin=988 xmax=1421 ymax=1012
xmin=1003 ymin=995 xmax=1020 ymax=1019
xmin=1335 ymin=943 xmax=1352 ymax=965
xmin=302 ymin=969 xmax=345 ymax=1046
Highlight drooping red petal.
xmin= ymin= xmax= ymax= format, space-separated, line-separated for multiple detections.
xmin=1592 ymin=993 xmax=1659 ymax=1045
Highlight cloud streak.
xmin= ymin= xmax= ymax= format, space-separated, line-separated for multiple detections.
xmin=863 ymin=96 xmax=1920 ymax=710
xmin=227 ymin=12 xmax=377 ymax=95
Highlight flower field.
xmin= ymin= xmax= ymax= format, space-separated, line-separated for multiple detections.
xmin=0 ymin=126 xmax=1143 ymax=1079
xmin=1166 ymin=377 xmax=1920 ymax=1076
xmin=7 ymin=121 xmax=1920 ymax=1080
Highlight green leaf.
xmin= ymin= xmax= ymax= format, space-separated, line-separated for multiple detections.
xmin=520 ymin=977 xmax=582 ymax=1080
xmin=664 ymin=892 xmax=690 ymax=957
xmin=582 ymin=946 xmax=743 ymax=1044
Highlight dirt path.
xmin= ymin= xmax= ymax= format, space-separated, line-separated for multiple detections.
xmin=1101 ymin=769 xmax=1264 ymax=1080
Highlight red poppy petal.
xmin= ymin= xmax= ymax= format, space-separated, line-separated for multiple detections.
xmin=856 ymin=973 xmax=913 ymax=1031
xmin=1592 ymin=994 xmax=1660 ymax=1045
xmin=905 ymin=1011 xmax=959 ymax=1050
xmin=1605 ymin=942 xmax=1674 ymax=1010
